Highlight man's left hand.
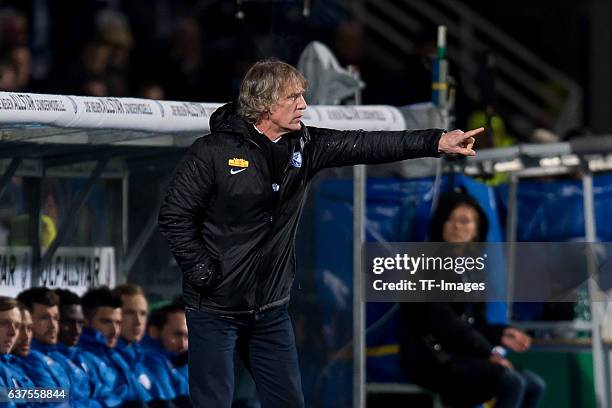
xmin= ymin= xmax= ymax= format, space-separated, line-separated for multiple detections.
xmin=437 ymin=127 xmax=484 ymax=156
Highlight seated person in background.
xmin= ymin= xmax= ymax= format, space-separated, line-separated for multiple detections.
xmin=399 ymin=192 xmax=546 ymax=408
xmin=143 ymin=301 xmax=190 ymax=407
xmin=55 ymin=289 xmax=118 ymax=406
xmin=0 ymin=296 xmax=36 ymax=407
xmin=80 ymin=286 xmax=152 ymax=408
xmin=16 ymin=287 xmax=98 ymax=407
xmin=112 ymin=284 xmax=176 ymax=406
xmin=11 ymin=302 xmax=74 ymax=408
xmin=55 ymin=289 xmax=85 ymax=348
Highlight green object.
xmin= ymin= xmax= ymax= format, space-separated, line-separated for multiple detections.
xmin=147 ymin=299 xmax=171 ymax=312
xmin=508 ymin=351 xmax=596 ymax=408
xmin=437 ymin=46 xmax=445 ymax=59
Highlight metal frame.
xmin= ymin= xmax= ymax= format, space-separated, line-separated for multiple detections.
xmin=351 ymin=66 xmax=367 ymax=408
xmin=120 ymin=174 xmax=129 ymax=284
xmin=582 ymin=167 xmax=611 ymax=408
xmin=0 ymin=124 xmax=197 ymax=287
xmin=122 ymin=203 xmax=161 ymax=281
xmin=0 ymin=158 xmax=22 ymax=197
xmin=505 ymin=174 xmax=519 ymax=321
xmin=34 ymin=158 xmax=109 ymax=280
xmin=353 ymin=165 xmax=366 ymax=408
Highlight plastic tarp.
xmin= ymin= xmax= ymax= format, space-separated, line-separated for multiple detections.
xmin=497 ymin=173 xmax=612 ymax=321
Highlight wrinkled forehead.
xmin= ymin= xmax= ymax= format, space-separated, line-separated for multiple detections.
xmin=280 ymin=76 xmax=306 ymax=96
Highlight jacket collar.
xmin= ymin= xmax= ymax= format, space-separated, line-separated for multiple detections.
xmin=31 ymin=338 xmax=57 ymax=353
xmin=79 ymin=327 xmax=110 ymax=352
xmin=0 ymin=353 xmax=14 ymax=364
xmin=210 ymin=102 xmax=304 ymax=147
xmin=55 ymin=342 xmax=77 ymax=359
xmin=210 ymin=102 xmax=251 ymax=136
xmin=116 ymin=337 xmax=144 ymax=363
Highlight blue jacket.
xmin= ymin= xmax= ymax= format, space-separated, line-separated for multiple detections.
xmin=140 ymin=336 xmax=189 ymax=398
xmin=15 ymin=349 xmax=69 ymax=390
xmin=13 ymin=350 xmax=71 ymax=408
xmin=116 ymin=337 xmax=172 ymax=401
xmin=1 ymin=353 xmax=37 ymax=407
xmin=176 ymin=363 xmax=188 ymax=389
xmin=78 ymin=328 xmax=152 ymax=406
xmin=31 ymin=340 xmax=101 ymax=408
xmin=57 ymin=343 xmax=120 ymax=408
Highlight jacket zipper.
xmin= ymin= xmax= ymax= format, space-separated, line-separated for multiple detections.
xmin=244 ymin=137 xmax=274 ymax=316
xmin=273 ymin=144 xmax=295 ymax=218
xmin=248 ymin=136 xmax=296 ymax=316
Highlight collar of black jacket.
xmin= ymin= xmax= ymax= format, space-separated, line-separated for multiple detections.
xmin=210 ymin=102 xmax=304 ymax=146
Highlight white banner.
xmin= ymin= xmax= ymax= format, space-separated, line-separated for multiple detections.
xmin=302 ymin=105 xmax=405 ymax=130
xmin=0 ymin=247 xmax=32 ymax=298
xmin=0 ymin=92 xmax=406 ymax=133
xmin=0 ymin=247 xmax=115 ymax=297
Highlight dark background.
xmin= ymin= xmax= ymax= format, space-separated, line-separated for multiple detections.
xmin=0 ymin=0 xmax=606 ymax=133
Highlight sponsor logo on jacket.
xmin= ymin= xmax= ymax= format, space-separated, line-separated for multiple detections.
xmin=228 ymin=158 xmax=249 ymax=168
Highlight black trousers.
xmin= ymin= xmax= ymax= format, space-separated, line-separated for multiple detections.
xmin=186 ymin=305 xmax=304 ymax=408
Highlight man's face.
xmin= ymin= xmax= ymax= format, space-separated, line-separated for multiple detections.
xmin=90 ymin=307 xmax=121 ymax=348
xmin=160 ymin=312 xmax=188 ymax=354
xmin=0 ymin=307 xmax=20 ymax=354
xmin=12 ymin=309 xmax=32 ymax=357
xmin=120 ymin=294 xmax=147 ymax=343
xmin=30 ymin=303 xmax=59 ymax=345
xmin=267 ymin=82 xmax=307 ymax=135
xmin=59 ymin=305 xmax=85 ymax=347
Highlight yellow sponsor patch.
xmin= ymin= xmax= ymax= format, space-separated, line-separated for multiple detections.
xmin=228 ymin=158 xmax=249 ymax=168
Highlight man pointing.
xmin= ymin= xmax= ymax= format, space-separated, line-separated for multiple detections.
xmin=159 ymin=58 xmax=482 ymax=407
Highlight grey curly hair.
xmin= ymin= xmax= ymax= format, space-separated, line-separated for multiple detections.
xmin=238 ymin=59 xmax=307 ymax=123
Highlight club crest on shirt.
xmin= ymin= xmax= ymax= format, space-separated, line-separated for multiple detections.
xmin=228 ymin=158 xmax=249 ymax=168
xmin=291 ymin=152 xmax=302 ymax=168
xmin=139 ymin=373 xmax=152 ymax=390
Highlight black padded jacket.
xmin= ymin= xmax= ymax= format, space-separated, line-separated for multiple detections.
xmin=158 ymin=103 xmax=443 ymax=313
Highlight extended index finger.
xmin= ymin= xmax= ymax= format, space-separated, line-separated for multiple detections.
xmin=464 ymin=127 xmax=485 ymax=138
